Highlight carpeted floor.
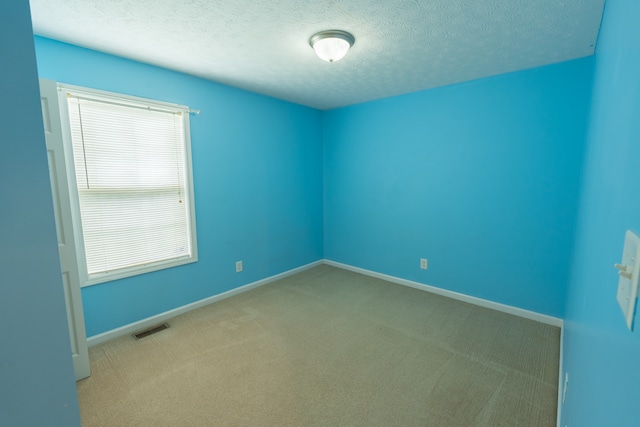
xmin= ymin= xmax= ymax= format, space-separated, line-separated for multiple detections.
xmin=77 ymin=264 xmax=560 ymax=426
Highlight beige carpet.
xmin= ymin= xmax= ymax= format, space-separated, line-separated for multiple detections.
xmin=77 ymin=264 xmax=560 ymax=426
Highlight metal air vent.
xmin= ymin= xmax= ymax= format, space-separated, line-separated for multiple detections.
xmin=133 ymin=323 xmax=170 ymax=340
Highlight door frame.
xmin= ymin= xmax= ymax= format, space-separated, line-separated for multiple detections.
xmin=40 ymin=78 xmax=90 ymax=381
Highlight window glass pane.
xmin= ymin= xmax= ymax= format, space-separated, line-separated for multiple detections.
xmin=66 ymin=92 xmax=195 ymax=278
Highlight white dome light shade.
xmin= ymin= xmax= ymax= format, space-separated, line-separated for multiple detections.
xmin=309 ymin=30 xmax=355 ymax=62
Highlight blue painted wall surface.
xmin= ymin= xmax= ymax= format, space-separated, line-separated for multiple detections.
xmin=0 ymin=3 xmax=80 ymax=426
xmin=34 ymin=37 xmax=324 ymax=336
xmin=323 ymin=59 xmax=594 ymax=317
xmin=562 ymin=1 xmax=640 ymax=425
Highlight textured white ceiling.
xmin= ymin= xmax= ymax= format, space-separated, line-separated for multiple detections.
xmin=29 ymin=0 xmax=605 ymax=110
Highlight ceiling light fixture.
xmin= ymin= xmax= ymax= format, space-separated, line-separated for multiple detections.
xmin=309 ymin=30 xmax=355 ymax=63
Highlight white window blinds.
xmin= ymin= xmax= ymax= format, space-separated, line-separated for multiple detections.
xmin=65 ymin=90 xmax=197 ymax=280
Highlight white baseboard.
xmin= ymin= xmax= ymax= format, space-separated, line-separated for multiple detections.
xmin=557 ymin=326 xmax=565 ymax=427
xmin=87 ymin=260 xmax=324 ymax=347
xmin=88 ymin=258 xmax=563 ymax=347
xmin=323 ymin=259 xmax=564 ymax=327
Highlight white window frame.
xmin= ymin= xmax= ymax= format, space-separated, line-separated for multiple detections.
xmin=56 ymin=83 xmax=198 ymax=287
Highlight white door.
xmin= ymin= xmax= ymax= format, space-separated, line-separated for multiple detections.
xmin=39 ymin=79 xmax=90 ymax=381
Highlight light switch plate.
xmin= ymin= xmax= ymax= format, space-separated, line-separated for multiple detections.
xmin=616 ymin=230 xmax=640 ymax=330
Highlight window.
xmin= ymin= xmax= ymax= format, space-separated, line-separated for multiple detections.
xmin=59 ymin=85 xmax=197 ymax=285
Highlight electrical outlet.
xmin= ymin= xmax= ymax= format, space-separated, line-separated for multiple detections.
xmin=236 ymin=261 xmax=243 ymax=273
xmin=420 ymin=258 xmax=428 ymax=270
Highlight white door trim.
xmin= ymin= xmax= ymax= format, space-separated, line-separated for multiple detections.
xmin=40 ymin=78 xmax=90 ymax=381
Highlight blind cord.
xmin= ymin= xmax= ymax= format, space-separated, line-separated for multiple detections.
xmin=77 ymin=100 xmax=91 ymax=189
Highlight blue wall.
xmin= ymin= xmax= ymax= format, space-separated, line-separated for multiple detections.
xmin=34 ymin=37 xmax=324 ymax=336
xmin=323 ymin=58 xmax=594 ymax=318
xmin=562 ymin=1 xmax=640 ymax=425
xmin=15 ymin=4 xmax=640 ymax=425
xmin=0 ymin=2 xmax=80 ymax=426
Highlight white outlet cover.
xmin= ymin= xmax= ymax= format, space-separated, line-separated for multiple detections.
xmin=616 ymin=230 xmax=640 ymax=330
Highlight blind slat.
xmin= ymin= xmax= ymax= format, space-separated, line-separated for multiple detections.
xmin=67 ymin=94 xmax=193 ymax=276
